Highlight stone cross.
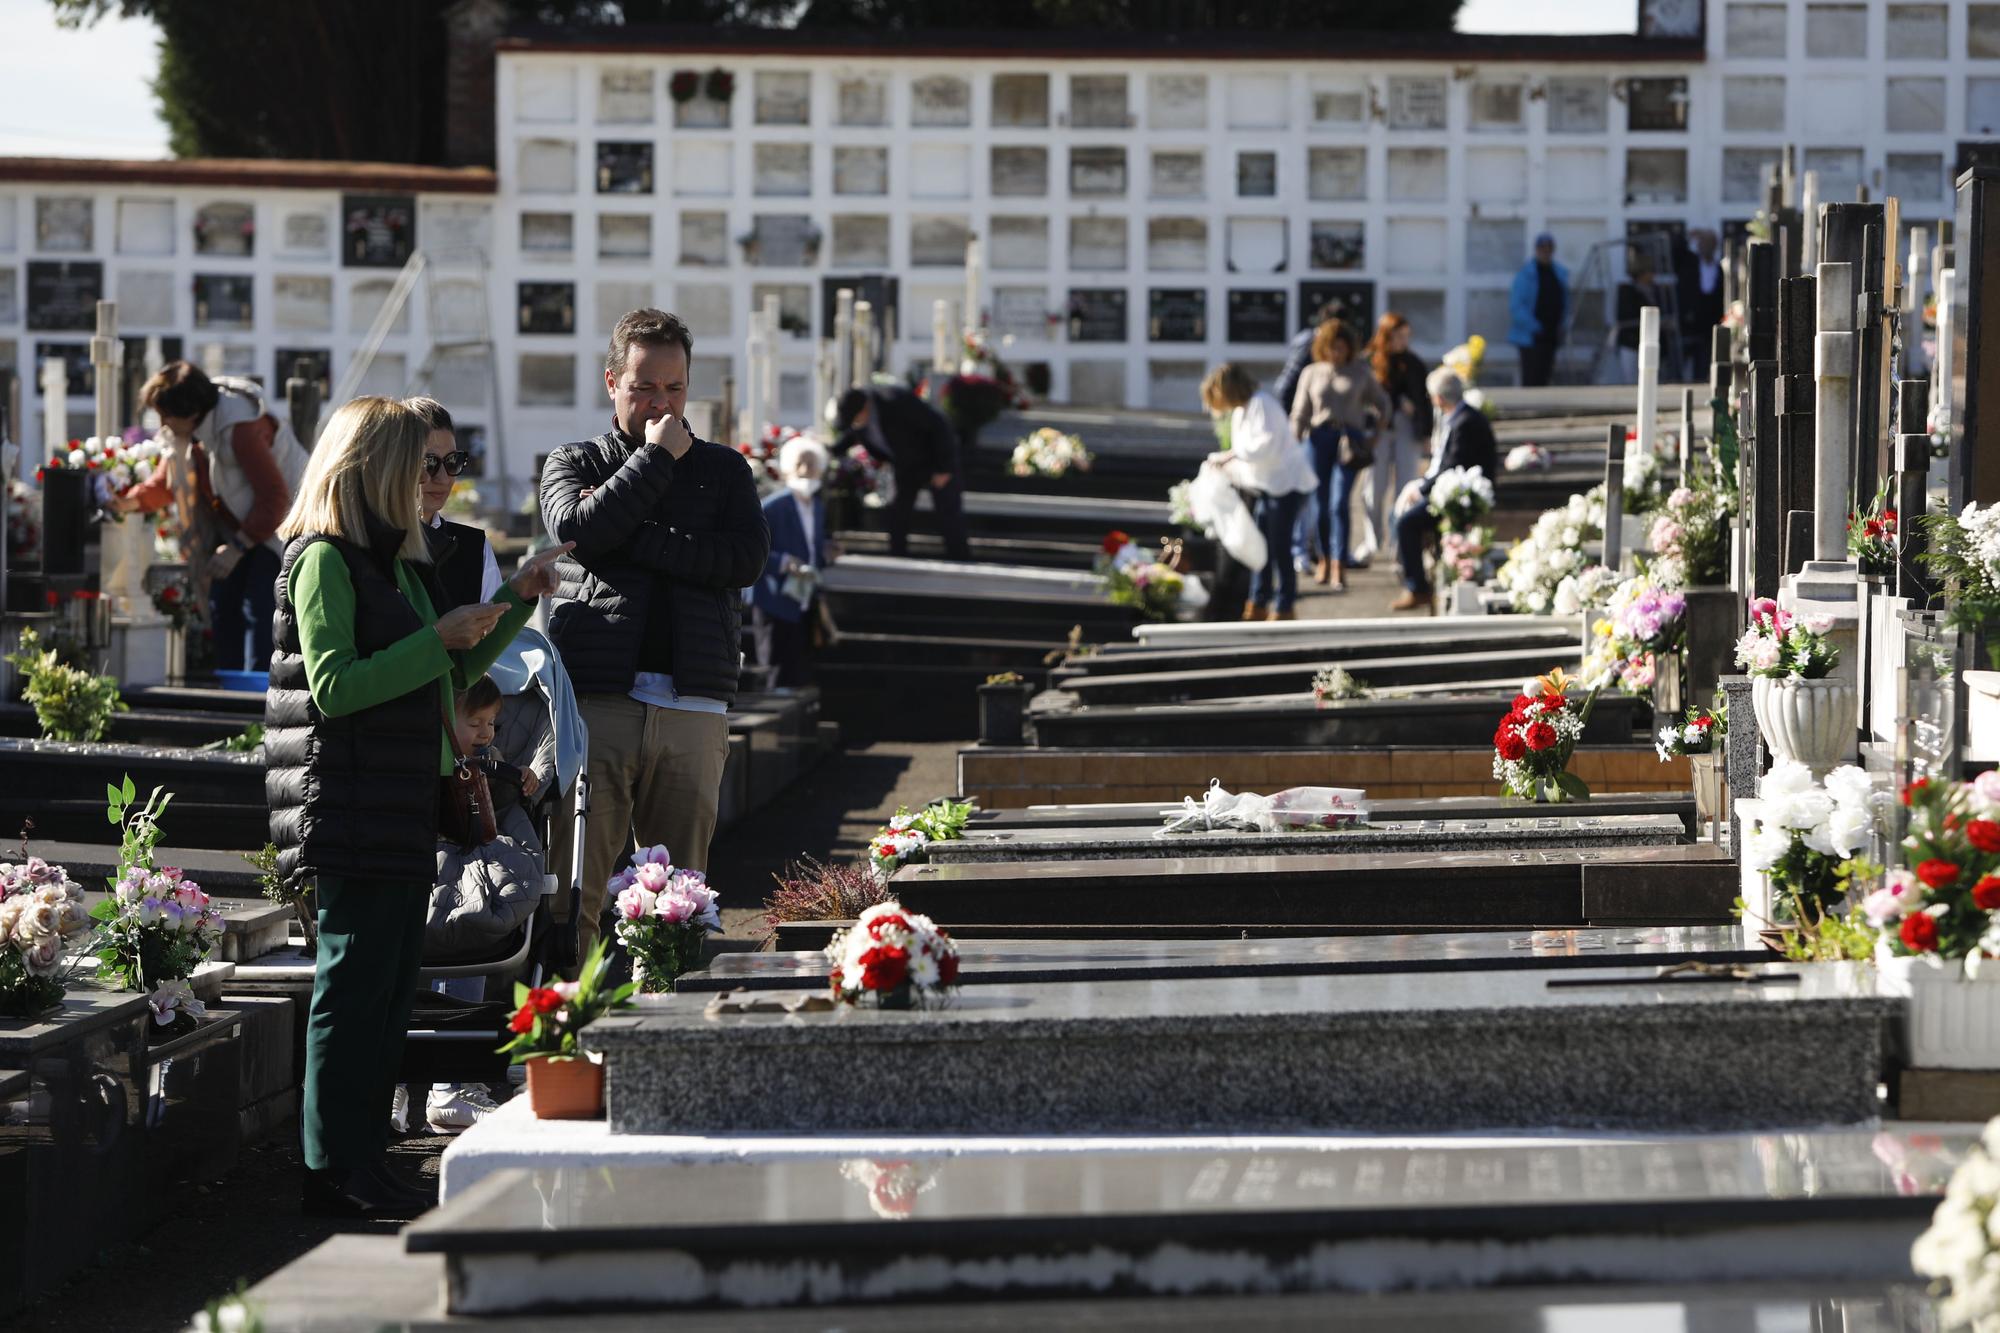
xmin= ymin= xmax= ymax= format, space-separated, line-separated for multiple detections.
xmin=89 ymin=300 xmax=121 ymax=443
xmin=1813 ymin=262 xmax=1856 ymax=562
xmin=40 ymin=355 xmax=67 ymax=454
xmin=963 ymin=236 xmax=983 ymax=339
xmin=1801 ymin=171 xmax=1820 ymax=273
xmin=852 ymin=300 xmax=875 ymax=383
xmin=832 ymin=287 xmax=855 ymax=392
xmin=1776 ymin=274 xmax=1818 ymax=577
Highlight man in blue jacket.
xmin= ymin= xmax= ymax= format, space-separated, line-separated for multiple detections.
xmin=1509 ymin=232 xmax=1570 ymax=388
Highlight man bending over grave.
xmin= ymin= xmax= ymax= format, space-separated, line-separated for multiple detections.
xmin=831 ymin=383 xmax=971 ymax=561
xmin=539 ymin=308 xmax=769 ymax=961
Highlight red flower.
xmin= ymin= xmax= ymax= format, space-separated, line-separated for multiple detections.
xmin=1523 ymin=721 xmax=1557 ymax=752
xmin=1903 ymin=779 xmax=1932 ymax=806
xmin=1970 ymin=821 xmax=2000 ymax=854
xmin=1541 ymin=695 xmax=1567 ymax=714
xmin=161 ymin=586 xmax=180 ymax=602
xmin=1511 ymin=694 xmax=1536 ymax=713
xmin=1974 ymin=876 xmax=2000 ymax=911
xmin=527 ymin=987 xmax=563 ymax=1014
xmin=858 ymin=944 xmax=909 ymax=992
xmin=508 ymin=1003 xmax=537 ymax=1033
xmin=44 ymin=590 xmax=58 ymax=608
xmin=938 ymin=952 xmax=959 ymax=985
xmin=1918 ymin=859 xmax=1962 ymax=890
xmin=1946 ymin=814 xmax=1964 ymax=833
xmin=1495 ymin=729 xmax=1527 ymax=762
xmin=1693 ymin=715 xmax=1715 ymax=730
xmin=867 ymin=912 xmax=911 ymax=940
xmin=1101 ymin=530 xmax=1131 ymax=556
xmin=1901 ymin=912 xmax=1940 ymax=953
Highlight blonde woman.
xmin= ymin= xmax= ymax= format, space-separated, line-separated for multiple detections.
xmin=263 ymin=396 xmax=569 ymax=1218
xmin=1201 ymin=362 xmax=1317 ymax=620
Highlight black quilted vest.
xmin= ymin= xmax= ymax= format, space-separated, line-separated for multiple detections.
xmin=265 ymin=521 xmax=447 ymax=887
xmin=425 ymin=517 xmax=487 ymax=611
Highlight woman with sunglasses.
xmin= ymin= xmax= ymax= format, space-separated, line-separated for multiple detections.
xmin=407 ymin=398 xmax=500 ymax=611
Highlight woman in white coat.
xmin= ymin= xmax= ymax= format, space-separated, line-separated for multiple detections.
xmin=1201 ymin=362 xmax=1317 ymax=621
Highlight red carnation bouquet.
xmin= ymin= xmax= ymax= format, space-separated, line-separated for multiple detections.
xmin=1872 ymin=774 xmax=2000 ymax=968
xmin=1492 ymin=667 xmax=1595 ymax=803
xmin=825 ymin=900 xmax=960 ymax=1008
xmin=496 ymin=939 xmax=634 ymax=1064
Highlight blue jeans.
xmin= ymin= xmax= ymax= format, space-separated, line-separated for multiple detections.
xmin=1252 ymin=491 xmax=1306 ymax=611
xmin=1292 ymin=493 xmax=1321 ymax=565
xmin=1307 ymin=426 xmax=1361 ymax=565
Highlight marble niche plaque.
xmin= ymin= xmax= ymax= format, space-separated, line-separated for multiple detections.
xmin=1888 ymin=77 xmax=1946 ymax=134
xmin=745 ymin=214 xmax=820 ymax=268
xmin=679 ymin=212 xmax=728 ymax=267
xmin=517 ymin=281 xmax=575 ymax=335
xmin=520 ymin=211 xmax=573 ymax=258
xmin=754 ymin=143 xmax=812 ymax=197
xmin=1724 ymin=75 xmax=1785 ymax=133
xmin=1147 ymin=73 xmax=1207 ymax=130
xmin=1469 ymin=81 xmax=1524 ymax=131
xmin=1228 ymin=289 xmax=1287 ymax=344
xmin=1070 ymin=147 xmax=1126 ymax=198
xmin=514 ymin=64 xmax=576 ymax=122
xmin=1803 ymin=147 xmax=1863 ymax=202
xmin=1387 ymin=77 xmax=1446 ymax=130
xmin=1069 ymin=217 xmax=1127 ymax=271
xmin=116 ymin=269 xmax=174 ymax=327
xmin=831 ymin=215 xmax=890 ymax=268
xmin=992 ymin=286 xmax=1047 ymax=340
xmin=598 ymin=213 xmax=650 ymax=260
xmin=910 ymin=144 xmax=971 ymax=199
xmin=832 ymin=146 xmax=888 ymax=196
xmin=1887 ymin=153 xmax=1945 ymax=203
xmin=1151 ymin=150 xmax=1204 ymax=200
xmin=597 ymin=68 xmax=653 ymax=123
xmin=349 ymin=278 xmax=409 ymax=334
xmin=273 ymin=347 xmax=331 ymax=395
xmin=1386 ymin=148 xmax=1447 ymax=202
xmin=1236 ymin=151 xmax=1277 ymax=198
xmin=674 ymin=140 xmax=732 ymax=195
xmin=517 ymin=138 xmax=577 ymax=193
xmin=1070 ymin=74 xmax=1129 ymax=128
xmin=1627 ymin=78 xmax=1689 ymax=132
xmin=1547 ymin=77 xmax=1607 ymax=134
xmin=1806 ymin=2 xmax=1866 ymax=57
xmin=1625 ymin=149 xmax=1688 ymax=204
xmin=1226 ymin=217 xmax=1286 ymax=273
xmin=992 ymin=146 xmax=1048 ymax=198
xmin=1148 ymin=217 xmax=1207 ymax=271
xmin=597 ymin=141 xmax=654 ymax=194
xmin=1307 ymin=148 xmax=1366 ymax=202
xmin=1068 ymin=360 xmax=1126 ymax=405
xmin=1888 ymin=3 xmax=1948 ymax=59
xmin=0 ymin=197 xmax=14 ymax=252
xmin=352 ymin=349 xmax=402 ymax=397
xmin=421 ymin=200 xmax=492 ymax=255
xmin=26 ymin=260 xmax=102 ymax=331
xmin=193 ymin=274 xmax=254 ymax=330
xmin=517 ymin=353 xmax=575 ymax=407
xmin=1300 ymin=280 xmax=1374 ymax=336
xmin=1148 ymin=359 xmax=1205 ymax=409
xmin=1309 ymin=78 xmax=1366 ymax=128
xmin=1466 ymin=218 xmax=1525 ymax=274
xmin=1468 ymin=147 xmax=1528 ymax=205
xmin=909 ymin=215 xmax=970 ymax=267
xmin=1548 ymin=148 xmax=1610 ymax=204
xmin=678 ymin=283 xmax=732 ymax=339
xmin=1148 ymin=288 xmax=1206 ymax=342
xmin=34 ymin=197 xmax=92 ymax=253
xmin=341 ymin=193 xmax=415 ymax=268
xmin=992 ymin=73 xmax=1049 ymax=128
xmin=755 ymin=71 xmax=810 ymax=126
xmin=430 ymin=278 xmax=485 ymax=338
xmin=273 ymin=274 xmax=333 ymax=332
xmin=281 ymin=210 xmax=330 ymax=256
xmin=193 ymin=202 xmax=255 ymax=256
xmin=836 ymin=74 xmax=888 ymax=127
xmin=1226 ymin=73 xmax=1288 ymax=130
xmin=0 ymin=269 xmax=14 ymax=325
xmin=1388 ymin=289 xmax=1446 ymax=344
xmin=911 ymin=75 xmax=971 ymax=127
xmin=1067 ymin=288 xmax=1126 ymax=342
xmin=1310 ymin=221 xmax=1364 ymax=271
xmin=750 ymin=282 xmax=812 ymax=337
xmin=990 ymin=216 xmax=1049 ymax=270
xmin=1387 ymin=217 xmax=1446 ymax=272
xmin=452 ymin=420 xmax=487 ymax=473
xmin=116 ymin=198 xmax=175 ymax=256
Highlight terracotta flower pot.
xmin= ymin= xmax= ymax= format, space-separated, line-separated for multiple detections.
xmin=1752 ymin=675 xmax=1854 ymax=776
xmin=525 ymin=1055 xmax=605 ymax=1119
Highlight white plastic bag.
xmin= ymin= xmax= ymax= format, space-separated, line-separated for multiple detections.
xmin=1187 ymin=464 xmax=1267 ymax=572
xmin=1159 ymin=780 xmax=1369 ymax=835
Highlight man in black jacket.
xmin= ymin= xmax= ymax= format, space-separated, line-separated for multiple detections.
xmin=833 ymin=384 xmax=970 ymax=561
xmin=539 ymin=309 xmax=770 ymax=960
xmin=1389 ymin=367 xmax=1497 ymax=612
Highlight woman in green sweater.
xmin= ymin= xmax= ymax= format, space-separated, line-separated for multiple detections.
xmin=265 ymin=396 xmax=569 ymax=1217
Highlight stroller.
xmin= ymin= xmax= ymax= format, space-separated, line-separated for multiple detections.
xmin=396 ymin=627 xmax=591 ymax=1091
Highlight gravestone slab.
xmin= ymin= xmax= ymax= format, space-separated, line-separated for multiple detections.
xmin=516 ymin=281 xmax=574 ymax=335
xmin=1067 ymin=289 xmax=1126 ymax=342
xmin=26 ymin=260 xmax=102 ymax=332
xmin=831 ymin=215 xmax=889 ymax=268
xmin=754 ymin=70 xmax=809 ymax=126
xmin=272 ymin=275 xmax=332 ymax=332
xmin=115 ymin=269 xmax=175 ymax=328
xmin=115 ymin=197 xmax=175 ymax=256
xmin=192 ymin=275 xmax=253 ymax=330
xmin=1227 ymin=290 xmax=1287 ymax=344
xmin=597 ymin=213 xmax=649 ymax=260
xmin=34 ymin=196 xmax=92 ymax=252
xmin=596 ymin=67 xmax=653 ymax=122
xmin=1148 ymin=288 xmax=1206 ymax=342
xmin=1070 ymin=147 xmax=1127 ymax=198
xmin=832 ymin=146 xmax=887 ymax=196
xmin=1310 ymin=222 xmax=1364 ymax=271
xmin=989 ymin=215 xmax=1049 ymax=269
xmin=588 ymin=960 xmax=1891 ymax=1136
xmin=989 ymin=146 xmax=1047 ymax=198
xmin=595 ymin=142 xmax=653 ymax=195
xmin=1150 ymin=150 xmax=1205 ymax=200
xmin=909 ymin=216 xmax=969 ymax=267
xmin=747 ymin=215 xmax=818 ymax=268
xmin=678 ymin=212 xmax=727 ymax=267
xmin=1146 ymin=218 xmax=1206 ymax=271
xmin=911 ymin=75 xmax=970 ymax=127
xmin=753 ymin=143 xmax=811 ymax=197
xmin=1308 ymin=147 xmax=1366 ymax=202
xmin=340 ymin=194 xmax=415 ymax=267
xmin=1068 ymin=217 xmax=1126 ymax=271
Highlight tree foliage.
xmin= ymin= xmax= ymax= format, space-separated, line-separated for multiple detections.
xmin=51 ymin=0 xmax=1463 ymax=164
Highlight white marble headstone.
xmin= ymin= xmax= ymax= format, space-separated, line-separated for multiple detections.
xmin=1068 ymin=218 xmax=1127 ymax=271
xmin=831 ymin=215 xmax=890 ymax=268
xmin=514 ymin=65 xmax=576 ymax=122
xmin=519 ymin=212 xmax=573 ymax=257
xmin=911 ymin=75 xmax=971 ymax=127
xmin=836 ymin=75 xmax=888 ymax=127
xmin=1721 ymin=148 xmax=1780 ymax=205
xmin=596 ymin=69 xmax=652 ymax=123
xmin=989 ymin=216 xmax=1049 ymax=270
xmin=515 ymin=353 xmax=573 ymax=407
xmin=1388 ymin=218 xmax=1447 ymax=273
xmin=273 ymin=275 xmax=332 ymax=332
xmin=1386 ymin=77 xmax=1446 ymax=130
xmin=420 ymin=200 xmax=492 ymax=255
xmin=754 ymin=71 xmax=811 ymax=126
xmin=116 ymin=270 xmax=174 ymax=327
xmin=1308 ymin=79 xmax=1366 ymax=128
xmin=753 ymin=143 xmax=812 ymax=197
xmin=1725 ymin=2 xmax=1786 ymax=57
xmin=516 ymin=139 xmax=577 ymax=194
xmin=1467 ymin=148 xmax=1528 ymax=205
xmin=674 ymin=141 xmax=732 ymax=196
xmin=1148 ymin=218 xmax=1207 ymax=272
xmin=1466 ymin=218 xmax=1525 ymax=275
xmin=1386 ymin=148 xmax=1447 ymax=202
xmin=911 ymin=144 xmax=971 ymax=200
xmin=280 ymin=211 xmax=329 ymax=255
xmin=1469 ymin=81 xmax=1524 ymax=131
xmin=1070 ymin=74 xmax=1129 ymax=128
xmin=1150 ymin=151 xmax=1205 ymax=200
xmin=598 ymin=213 xmax=650 ymax=260
xmin=1147 ymin=74 xmax=1207 ymax=130
xmin=1307 ymin=148 xmax=1365 ymax=202
xmin=1068 ymin=359 xmax=1126 ymax=406
xmin=115 ymin=198 xmax=175 ymax=257
xmin=1546 ymin=77 xmax=1607 ymax=133
xmin=992 ymin=286 xmax=1047 ymax=339
xmin=1625 ymin=149 xmax=1689 ymax=204
xmin=1070 ymin=147 xmax=1126 ymax=198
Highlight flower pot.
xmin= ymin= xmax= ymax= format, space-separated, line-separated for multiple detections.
xmin=1752 ymin=675 xmax=1854 ymax=776
xmin=1688 ymin=749 xmax=1726 ymax=827
xmin=525 ymin=1055 xmax=605 ymax=1119
xmin=876 ymin=984 xmax=914 ymax=1010
xmin=1877 ymin=952 xmax=2000 ymax=1069
xmin=976 ymin=683 xmax=1032 ymax=747
xmin=1963 ymin=671 xmax=2000 ymax=763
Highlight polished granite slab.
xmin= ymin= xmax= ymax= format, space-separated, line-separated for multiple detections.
xmin=926 ymin=813 xmax=1687 ymax=864
xmin=968 ymin=790 xmax=1699 ymax=834
xmin=589 ymin=961 xmax=1893 ymax=1137
xmin=679 ymin=926 xmax=1768 ymax=992
xmin=408 ymin=1125 xmax=1960 ymax=1314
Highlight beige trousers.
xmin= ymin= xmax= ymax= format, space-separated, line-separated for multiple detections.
xmin=554 ymin=693 xmax=732 ymax=963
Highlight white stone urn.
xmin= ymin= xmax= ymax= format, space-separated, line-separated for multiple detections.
xmin=1751 ymin=674 xmax=1855 ymax=777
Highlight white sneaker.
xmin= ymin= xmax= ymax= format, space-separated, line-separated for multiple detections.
xmin=426 ymin=1085 xmax=501 ymax=1134
xmin=389 ymin=1084 xmax=411 ymax=1135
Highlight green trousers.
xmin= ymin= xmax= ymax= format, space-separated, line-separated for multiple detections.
xmin=301 ymin=876 xmax=429 ymax=1172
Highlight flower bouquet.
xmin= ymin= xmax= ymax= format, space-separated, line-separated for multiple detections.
xmin=1655 ymin=704 xmax=1720 ymax=762
xmin=1552 ymin=563 xmax=1620 ymax=619
xmin=841 ymin=1157 xmax=939 ymax=1218
xmin=152 ymin=575 xmax=201 ymax=631
xmin=1427 ymin=465 xmax=1493 ymax=534
xmin=0 ymin=846 xmax=89 ymax=1019
xmin=1311 ymin=666 xmax=1369 ymax=706
xmin=1009 ymin=427 xmax=1092 ymax=479
xmin=831 ymin=443 xmax=895 ymax=510
xmin=1496 ymin=487 xmax=1604 ymax=614
xmin=1740 ymin=761 xmax=1873 ymax=933
xmin=1622 ymin=439 xmax=1666 ymax=514
xmin=1912 ymin=1117 xmax=2000 ymax=1329
xmin=1492 ymin=668 xmax=1595 ymax=803
xmin=90 ymin=777 xmax=223 ymax=1034
xmin=39 ymin=434 xmax=162 ymax=516
xmin=1096 ymin=531 xmax=1187 ymax=621
xmin=610 ymin=845 xmax=721 ymax=992
xmin=1847 ymin=483 xmax=1897 ymax=578
xmin=1600 ymin=575 xmax=1687 ymax=702
xmin=825 ymin=901 xmax=960 ymax=1008
xmin=1923 ymin=503 xmax=2000 ymax=668
xmin=1647 ymin=481 xmax=1733 ymax=588
xmin=1438 ymin=527 xmax=1491 ymax=584
xmin=1735 ymin=596 xmax=1849 ymax=773
xmin=1504 ymin=443 xmax=1551 ymax=474
xmin=498 ymin=938 xmax=634 ymax=1118
xmin=867 ymin=799 xmax=975 ymax=879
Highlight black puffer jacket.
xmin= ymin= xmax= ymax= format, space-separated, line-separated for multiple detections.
xmin=265 ymin=521 xmax=446 ymax=887
xmin=538 ymin=425 xmax=768 ymax=703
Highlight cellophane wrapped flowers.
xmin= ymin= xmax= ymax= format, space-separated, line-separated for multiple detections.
xmin=611 ymin=844 xmax=722 ymax=992
xmin=826 ymin=901 xmax=960 ymax=1006
xmin=0 ymin=853 xmax=89 ymax=1017
xmin=1491 ymin=669 xmax=1593 ymax=802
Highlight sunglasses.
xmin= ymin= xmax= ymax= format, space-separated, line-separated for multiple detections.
xmin=423 ymin=451 xmax=473 ymax=478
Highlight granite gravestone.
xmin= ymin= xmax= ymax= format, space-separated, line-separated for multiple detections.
xmin=517 ymin=282 xmax=576 ymax=335
xmin=1070 ymin=148 xmax=1127 ymax=198
xmin=1227 ymin=290 xmax=1288 ymax=344
xmin=274 ymin=348 xmax=330 ymax=397
xmin=34 ymin=196 xmax=92 ymax=252
xmin=1150 ymin=151 xmax=1205 ymax=200
xmin=26 ymin=261 xmax=103 ymax=333
xmin=1300 ymin=280 xmax=1374 ymax=333
xmin=746 ymin=215 xmax=819 ymax=268
xmin=1310 ymin=222 xmax=1365 ymax=271
xmin=1068 ymin=289 xmax=1127 ymax=342
xmin=192 ymin=275 xmax=253 ymax=330
xmin=1148 ymin=289 xmax=1206 ymax=342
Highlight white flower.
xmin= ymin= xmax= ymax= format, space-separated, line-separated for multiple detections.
xmin=1742 ymin=824 xmax=1793 ymax=872
xmin=1821 ymin=765 xmax=1874 ymax=810
xmin=1760 ymin=761 xmax=1816 ymax=798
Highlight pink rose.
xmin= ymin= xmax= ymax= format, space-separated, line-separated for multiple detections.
xmin=632 ymin=861 xmax=673 ymax=893
xmin=616 ymin=886 xmax=657 ymax=921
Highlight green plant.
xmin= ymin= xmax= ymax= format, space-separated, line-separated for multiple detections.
xmin=764 ymin=856 xmax=890 ymax=926
xmin=497 ymin=939 xmax=634 ymax=1064
xmin=1922 ymin=506 xmax=2000 ymax=668
xmin=248 ymin=841 xmax=317 ymax=953
xmin=5 ymin=627 xmax=126 ymax=741
xmin=202 ymin=723 xmax=264 ymax=753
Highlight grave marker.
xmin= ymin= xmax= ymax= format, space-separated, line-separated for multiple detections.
xmin=1951 ymin=167 xmax=2000 ymax=506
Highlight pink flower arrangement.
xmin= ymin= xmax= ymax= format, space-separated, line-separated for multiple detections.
xmin=0 ymin=854 xmax=88 ymax=1015
xmin=611 ymin=845 xmax=721 ymax=991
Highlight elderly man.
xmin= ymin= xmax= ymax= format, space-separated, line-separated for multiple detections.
xmin=538 ymin=308 xmax=770 ymax=960
xmin=751 ymin=435 xmax=835 ymax=687
xmin=1508 ymin=232 xmax=1570 ymax=388
xmin=1389 ymin=367 xmax=1497 ymax=613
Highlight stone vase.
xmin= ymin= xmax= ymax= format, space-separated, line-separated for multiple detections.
xmin=1688 ymin=749 xmax=1726 ymax=828
xmin=1652 ymin=650 xmax=1683 ymax=721
xmin=1751 ymin=675 xmax=1855 ymax=776
xmin=977 ymin=682 xmax=1032 ymax=747
xmin=526 ymin=1054 xmax=605 ymax=1119
xmin=1877 ymin=949 xmax=2000 ymax=1070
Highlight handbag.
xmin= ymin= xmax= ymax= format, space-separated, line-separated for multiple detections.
xmin=438 ymin=696 xmax=498 ymax=849
xmin=1331 ymin=424 xmax=1376 ymax=471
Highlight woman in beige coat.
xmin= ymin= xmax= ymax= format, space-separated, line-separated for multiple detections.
xmin=1289 ymin=322 xmax=1389 ymax=591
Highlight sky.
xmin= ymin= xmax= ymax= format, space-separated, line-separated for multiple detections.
xmin=0 ymin=0 xmax=1643 ymax=161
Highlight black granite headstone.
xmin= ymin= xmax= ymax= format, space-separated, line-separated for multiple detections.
xmin=1148 ymin=288 xmax=1206 ymax=342
xmin=1777 ymin=274 xmax=1817 ymax=575
xmin=1227 ymin=289 xmax=1287 ymax=344
xmin=517 ymin=281 xmax=576 ymax=335
xmin=25 ymin=261 xmax=102 ymax=333
xmin=1300 ymin=280 xmax=1373 ymax=335
xmin=1067 ymin=288 xmax=1127 ymax=343
xmin=192 ymin=274 xmax=254 ymax=329
xmin=820 ymin=276 xmax=899 ymax=343
xmin=1954 ymin=167 xmax=2000 ymax=508
xmin=595 ymin=141 xmax=654 ymax=194
xmin=1750 ymin=360 xmax=1782 ymax=597
xmin=341 ymin=193 xmax=416 ymax=269
xmin=1897 ymin=379 xmax=1933 ymax=600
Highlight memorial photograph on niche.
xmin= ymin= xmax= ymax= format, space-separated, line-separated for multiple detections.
xmin=342 ymin=193 xmax=416 ymax=268
xmin=518 ymin=281 xmax=577 ymax=335
xmin=26 ymin=259 xmax=103 ymax=332
xmin=193 ymin=274 xmax=254 ymax=330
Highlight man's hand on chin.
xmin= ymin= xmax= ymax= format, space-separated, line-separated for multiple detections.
xmin=643 ymin=413 xmax=693 ymax=460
